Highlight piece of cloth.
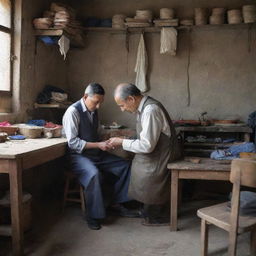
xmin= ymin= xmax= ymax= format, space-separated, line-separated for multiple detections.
xmin=135 ymin=34 xmax=148 ymax=93
xmin=58 ymin=35 xmax=70 ymax=60
xmin=248 ymin=110 xmax=256 ymax=144
xmin=26 ymin=119 xmax=46 ymax=127
xmin=228 ymin=191 xmax=256 ymax=216
xmin=63 ymin=99 xmax=132 ymax=219
xmin=122 ymin=96 xmax=171 ymax=153
xmin=160 ymin=27 xmax=177 ymax=55
xmin=211 ymin=142 xmax=256 ymax=160
xmin=0 ymin=121 xmax=11 ymax=127
xmin=8 ymin=135 xmax=26 ymax=140
xmin=126 ymin=96 xmax=178 ymax=204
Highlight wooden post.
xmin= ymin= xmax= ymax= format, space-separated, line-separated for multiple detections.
xmin=9 ymin=159 xmax=24 ymax=256
xmin=170 ymin=170 xmax=179 ymax=231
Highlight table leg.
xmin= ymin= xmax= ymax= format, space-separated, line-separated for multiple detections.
xmin=170 ymin=170 xmax=179 ymax=231
xmin=9 ymin=160 xmax=24 ymax=256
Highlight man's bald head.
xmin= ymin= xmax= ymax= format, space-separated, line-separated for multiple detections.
xmin=114 ymin=83 xmax=141 ymax=100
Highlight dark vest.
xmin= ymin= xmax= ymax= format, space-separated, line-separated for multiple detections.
xmin=73 ymin=100 xmax=100 ymax=156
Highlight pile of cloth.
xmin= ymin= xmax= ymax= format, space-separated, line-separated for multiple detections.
xmin=210 ymin=142 xmax=256 ymax=160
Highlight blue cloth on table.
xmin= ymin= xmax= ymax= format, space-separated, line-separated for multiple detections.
xmin=26 ymin=120 xmax=46 ymax=126
xmin=211 ymin=142 xmax=256 ymax=160
xmin=9 ymin=135 xmax=26 ymax=140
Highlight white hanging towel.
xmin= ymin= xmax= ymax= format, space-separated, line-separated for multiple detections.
xmin=58 ymin=35 xmax=70 ymax=60
xmin=160 ymin=27 xmax=177 ymax=55
xmin=135 ymin=34 xmax=148 ymax=92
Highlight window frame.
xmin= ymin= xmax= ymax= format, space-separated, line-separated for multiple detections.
xmin=0 ymin=0 xmax=14 ymax=95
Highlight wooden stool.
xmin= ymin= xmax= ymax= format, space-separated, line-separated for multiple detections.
xmin=63 ymin=172 xmax=85 ymax=213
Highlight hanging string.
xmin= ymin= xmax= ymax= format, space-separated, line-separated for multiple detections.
xmin=186 ymin=28 xmax=192 ymax=107
xmin=248 ymin=23 xmax=252 ymax=53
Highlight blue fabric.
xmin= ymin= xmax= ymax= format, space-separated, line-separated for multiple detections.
xmin=39 ymin=36 xmax=59 ymax=45
xmin=100 ymin=19 xmax=112 ymax=27
xmin=211 ymin=142 xmax=256 ymax=160
xmin=8 ymin=135 xmax=26 ymax=140
xmin=27 ymin=120 xmax=46 ymax=126
xmin=70 ymin=151 xmax=131 ymax=219
xmin=85 ymin=17 xmax=101 ymax=27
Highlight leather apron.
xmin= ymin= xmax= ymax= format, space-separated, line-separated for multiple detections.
xmin=128 ymin=97 xmax=177 ymax=204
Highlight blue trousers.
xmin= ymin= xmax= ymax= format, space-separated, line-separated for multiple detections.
xmin=69 ymin=151 xmax=131 ymax=219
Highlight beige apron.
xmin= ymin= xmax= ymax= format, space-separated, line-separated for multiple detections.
xmin=128 ymin=97 xmax=177 ymax=204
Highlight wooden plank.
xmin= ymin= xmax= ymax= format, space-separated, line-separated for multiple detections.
xmin=0 ymin=160 xmax=11 ymax=173
xmin=22 ymin=144 xmax=66 ymax=169
xmin=176 ymin=125 xmax=252 ymax=133
xmin=201 ymin=219 xmax=209 ymax=256
xmin=178 ymin=170 xmax=230 ymax=180
xmin=170 ymin=170 xmax=179 ymax=231
xmin=9 ymin=159 xmax=23 ymax=256
xmin=34 ymin=29 xmax=63 ymax=36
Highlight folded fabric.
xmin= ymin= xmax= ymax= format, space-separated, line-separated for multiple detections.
xmin=227 ymin=191 xmax=256 ymax=216
xmin=27 ymin=120 xmax=46 ymax=126
xmin=160 ymin=27 xmax=177 ymax=55
xmin=211 ymin=142 xmax=256 ymax=160
xmin=9 ymin=135 xmax=26 ymax=140
xmin=0 ymin=121 xmax=11 ymax=127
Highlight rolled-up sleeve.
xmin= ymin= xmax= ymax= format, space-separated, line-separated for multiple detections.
xmin=62 ymin=106 xmax=86 ymax=154
xmin=122 ymin=106 xmax=163 ymax=154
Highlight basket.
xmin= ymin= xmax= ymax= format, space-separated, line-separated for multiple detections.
xmin=160 ymin=8 xmax=175 ymax=19
xmin=242 ymin=5 xmax=256 ymax=23
xmin=0 ymin=132 xmax=8 ymax=143
xmin=43 ymin=127 xmax=62 ymax=138
xmin=18 ymin=125 xmax=43 ymax=139
xmin=227 ymin=9 xmax=242 ymax=24
xmin=0 ymin=126 xmax=18 ymax=135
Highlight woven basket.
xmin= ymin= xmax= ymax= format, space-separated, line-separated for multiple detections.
xmin=243 ymin=5 xmax=256 ymax=23
xmin=160 ymin=8 xmax=174 ymax=19
xmin=212 ymin=8 xmax=226 ymax=15
xmin=0 ymin=126 xmax=18 ymax=135
xmin=228 ymin=9 xmax=242 ymax=24
xmin=209 ymin=15 xmax=224 ymax=24
xmin=18 ymin=125 xmax=43 ymax=139
xmin=136 ymin=10 xmax=153 ymax=21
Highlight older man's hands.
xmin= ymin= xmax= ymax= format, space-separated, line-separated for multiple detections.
xmin=107 ymin=137 xmax=124 ymax=148
xmin=97 ymin=141 xmax=112 ymax=151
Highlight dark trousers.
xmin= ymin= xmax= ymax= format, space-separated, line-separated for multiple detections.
xmin=69 ymin=151 xmax=131 ymax=219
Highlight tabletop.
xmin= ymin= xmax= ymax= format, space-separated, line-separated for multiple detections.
xmin=0 ymin=138 xmax=67 ymax=159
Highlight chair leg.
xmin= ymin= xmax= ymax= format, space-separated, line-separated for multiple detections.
xmin=80 ymin=185 xmax=86 ymax=214
xmin=228 ymin=232 xmax=238 ymax=256
xmin=63 ymin=175 xmax=70 ymax=211
xmin=250 ymin=228 xmax=256 ymax=256
xmin=201 ymin=219 xmax=209 ymax=256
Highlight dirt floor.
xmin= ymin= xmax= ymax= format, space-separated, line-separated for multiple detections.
xmin=0 ymin=200 xmax=251 ymax=256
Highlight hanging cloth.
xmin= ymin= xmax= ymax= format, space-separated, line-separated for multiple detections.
xmin=58 ymin=35 xmax=70 ymax=60
xmin=160 ymin=27 xmax=177 ymax=55
xmin=135 ymin=34 xmax=148 ymax=92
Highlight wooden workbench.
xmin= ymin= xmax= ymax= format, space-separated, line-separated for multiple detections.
xmin=0 ymin=138 xmax=67 ymax=256
xmin=167 ymin=158 xmax=231 ymax=231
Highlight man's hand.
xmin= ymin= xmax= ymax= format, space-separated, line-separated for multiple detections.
xmin=97 ymin=141 xmax=112 ymax=151
xmin=108 ymin=137 xmax=124 ymax=148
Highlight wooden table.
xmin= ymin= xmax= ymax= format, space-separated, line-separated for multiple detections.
xmin=0 ymin=138 xmax=67 ymax=256
xmin=167 ymin=158 xmax=231 ymax=231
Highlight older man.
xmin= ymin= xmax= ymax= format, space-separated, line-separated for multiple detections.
xmin=109 ymin=83 xmax=178 ymax=225
xmin=63 ymin=83 xmax=138 ymax=230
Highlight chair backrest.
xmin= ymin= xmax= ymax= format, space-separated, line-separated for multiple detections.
xmin=230 ymin=158 xmax=256 ymax=188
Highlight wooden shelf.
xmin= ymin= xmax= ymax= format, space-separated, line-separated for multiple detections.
xmin=34 ymin=103 xmax=70 ymax=109
xmin=83 ymin=23 xmax=256 ymax=34
xmin=35 ymin=28 xmax=85 ymax=48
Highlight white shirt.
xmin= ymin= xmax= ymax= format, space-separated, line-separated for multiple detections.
xmin=122 ymin=96 xmax=171 ymax=154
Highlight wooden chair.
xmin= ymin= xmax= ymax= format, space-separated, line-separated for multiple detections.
xmin=63 ymin=171 xmax=85 ymax=213
xmin=197 ymin=158 xmax=256 ymax=256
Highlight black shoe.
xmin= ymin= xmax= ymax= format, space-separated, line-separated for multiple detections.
xmin=108 ymin=204 xmax=142 ymax=218
xmin=86 ymin=217 xmax=102 ymax=230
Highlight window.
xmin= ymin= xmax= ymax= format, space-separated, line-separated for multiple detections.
xmin=0 ymin=0 xmax=13 ymax=92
